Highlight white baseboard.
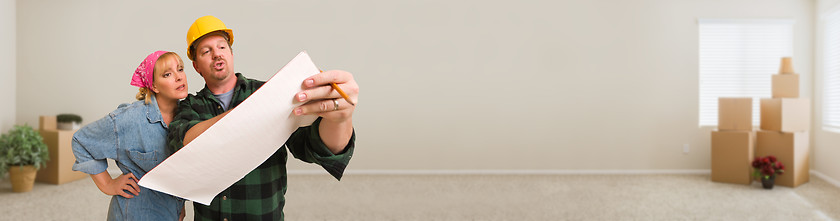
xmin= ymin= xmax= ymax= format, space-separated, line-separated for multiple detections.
xmin=288 ymin=169 xmax=711 ymax=175
xmin=812 ymin=170 xmax=840 ymax=189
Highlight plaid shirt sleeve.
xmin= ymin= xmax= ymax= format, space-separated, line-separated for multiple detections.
xmin=287 ymin=117 xmax=356 ymax=180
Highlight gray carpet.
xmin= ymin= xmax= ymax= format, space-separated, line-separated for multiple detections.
xmin=0 ymin=173 xmax=838 ymax=220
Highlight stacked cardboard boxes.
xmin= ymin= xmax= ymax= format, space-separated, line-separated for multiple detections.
xmin=756 ymin=57 xmax=810 ymax=188
xmin=710 ymin=57 xmax=812 ymax=187
xmin=711 ymin=97 xmax=755 ymax=185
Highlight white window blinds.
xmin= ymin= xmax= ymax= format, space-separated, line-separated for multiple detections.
xmin=823 ymin=11 xmax=840 ymax=132
xmin=698 ymin=19 xmax=794 ymax=127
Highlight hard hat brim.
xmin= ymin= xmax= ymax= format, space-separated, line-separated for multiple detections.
xmin=187 ymin=29 xmax=233 ymax=61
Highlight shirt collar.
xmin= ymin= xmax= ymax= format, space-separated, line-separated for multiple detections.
xmin=145 ymin=95 xmax=164 ymax=127
xmin=197 ymin=73 xmax=247 ymax=99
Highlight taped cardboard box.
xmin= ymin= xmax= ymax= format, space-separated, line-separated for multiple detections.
xmin=772 ymin=74 xmax=799 ymax=98
xmin=718 ymin=97 xmax=753 ymax=131
xmin=755 ymin=130 xmax=809 ymax=188
xmin=759 ymin=98 xmax=810 ymax=132
xmin=711 ymin=130 xmax=754 ymax=185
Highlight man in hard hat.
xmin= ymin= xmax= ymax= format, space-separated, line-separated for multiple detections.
xmin=167 ymin=15 xmax=357 ymax=220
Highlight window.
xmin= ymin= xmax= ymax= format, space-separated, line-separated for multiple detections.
xmin=823 ymin=11 xmax=840 ymax=132
xmin=698 ymin=19 xmax=794 ymax=127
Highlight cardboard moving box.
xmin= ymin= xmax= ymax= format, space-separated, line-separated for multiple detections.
xmin=755 ymin=130 xmax=809 ymax=188
xmin=779 ymin=57 xmax=795 ymax=74
xmin=39 ymin=116 xmax=57 ymax=130
xmin=35 ymin=116 xmax=88 ymax=185
xmin=718 ymin=97 xmax=753 ymax=131
xmin=760 ymin=98 xmax=810 ymax=132
xmin=37 ymin=129 xmax=88 ymax=184
xmin=772 ymin=74 xmax=799 ymax=98
xmin=711 ymin=130 xmax=755 ymax=185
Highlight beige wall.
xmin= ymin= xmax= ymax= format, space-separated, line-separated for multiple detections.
xmin=814 ymin=0 xmax=840 ymax=184
xmin=1 ymin=0 xmax=14 ymax=133
xmin=15 ymin=0 xmax=819 ymax=173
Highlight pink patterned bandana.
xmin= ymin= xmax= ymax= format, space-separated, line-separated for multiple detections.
xmin=130 ymin=51 xmax=169 ymax=89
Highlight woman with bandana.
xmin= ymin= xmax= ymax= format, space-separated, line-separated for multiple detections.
xmin=71 ymin=51 xmax=189 ymax=220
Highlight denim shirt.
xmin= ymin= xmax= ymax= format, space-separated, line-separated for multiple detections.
xmin=72 ymin=95 xmax=183 ymax=221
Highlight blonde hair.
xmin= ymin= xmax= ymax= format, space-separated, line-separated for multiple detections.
xmin=135 ymin=52 xmax=184 ymax=104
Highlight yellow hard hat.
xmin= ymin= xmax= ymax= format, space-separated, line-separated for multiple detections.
xmin=186 ymin=15 xmax=234 ymax=61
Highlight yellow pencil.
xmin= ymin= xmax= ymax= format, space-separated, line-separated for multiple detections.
xmin=321 ymin=70 xmax=356 ymax=106
xmin=330 ymin=82 xmax=355 ymax=106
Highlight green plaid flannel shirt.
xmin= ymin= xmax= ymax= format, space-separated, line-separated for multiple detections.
xmin=167 ymin=73 xmax=355 ymax=221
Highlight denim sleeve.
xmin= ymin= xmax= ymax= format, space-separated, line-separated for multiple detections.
xmin=287 ymin=117 xmax=356 ymax=180
xmin=71 ymin=113 xmax=119 ymax=175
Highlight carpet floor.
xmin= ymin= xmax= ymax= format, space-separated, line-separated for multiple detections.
xmin=0 ymin=173 xmax=838 ymax=220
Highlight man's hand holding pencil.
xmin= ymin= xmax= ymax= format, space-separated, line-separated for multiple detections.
xmin=293 ymin=69 xmax=358 ymax=121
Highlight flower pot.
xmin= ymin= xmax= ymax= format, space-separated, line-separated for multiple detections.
xmin=761 ymin=175 xmax=776 ymax=189
xmin=57 ymin=122 xmax=80 ymax=130
xmin=8 ymin=165 xmax=37 ymax=192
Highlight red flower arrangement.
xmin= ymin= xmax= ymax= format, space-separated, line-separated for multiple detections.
xmin=752 ymin=155 xmax=784 ymax=180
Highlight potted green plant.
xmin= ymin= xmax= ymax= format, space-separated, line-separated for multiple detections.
xmin=752 ymin=155 xmax=785 ymax=189
xmin=56 ymin=113 xmax=83 ymax=130
xmin=0 ymin=125 xmax=50 ymax=192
